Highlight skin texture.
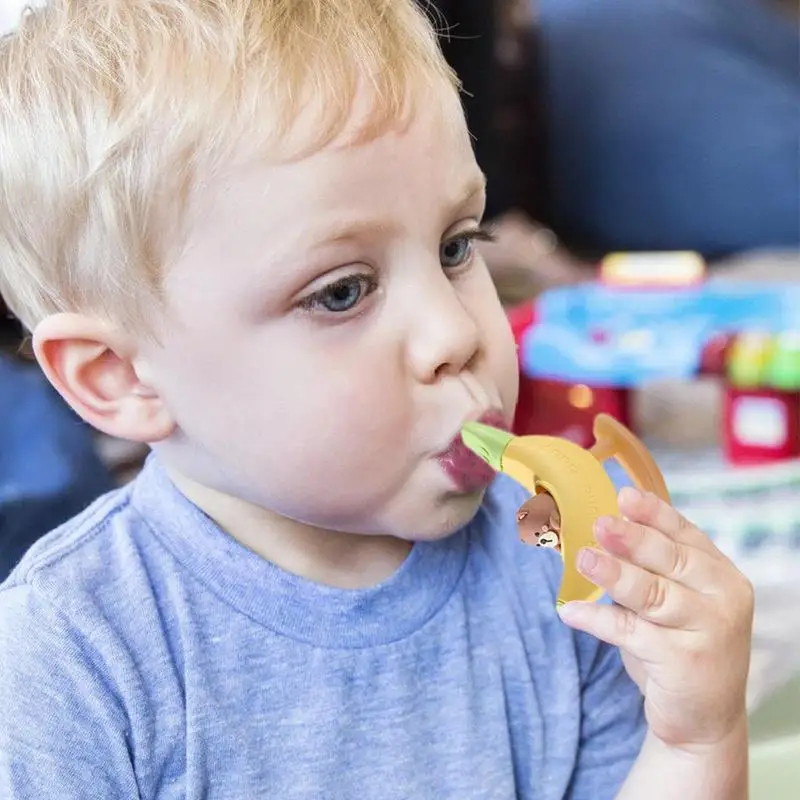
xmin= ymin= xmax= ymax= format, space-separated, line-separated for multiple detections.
xmin=32 ymin=78 xmax=753 ymax=797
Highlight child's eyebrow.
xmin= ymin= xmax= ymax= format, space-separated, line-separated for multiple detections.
xmin=304 ymin=175 xmax=488 ymax=248
xmin=308 ymin=218 xmax=398 ymax=248
xmin=450 ymin=173 xmax=487 ymax=210
xmin=298 ymin=173 xmax=488 ymax=250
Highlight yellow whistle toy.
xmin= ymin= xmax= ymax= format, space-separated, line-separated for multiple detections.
xmin=461 ymin=414 xmax=670 ymax=607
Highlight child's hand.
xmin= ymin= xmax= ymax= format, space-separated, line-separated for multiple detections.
xmin=557 ymin=487 xmax=754 ymax=752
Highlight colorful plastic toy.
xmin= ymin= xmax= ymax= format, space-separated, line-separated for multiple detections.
xmin=512 ymin=258 xmax=800 ymax=466
xmin=462 ymin=414 xmax=670 ymax=607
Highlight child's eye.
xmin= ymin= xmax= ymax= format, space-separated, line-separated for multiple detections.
xmin=440 ymin=227 xmax=495 ymax=270
xmin=299 ymin=274 xmax=377 ymax=314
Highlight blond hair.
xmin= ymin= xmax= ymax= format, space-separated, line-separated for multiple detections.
xmin=0 ymin=0 xmax=457 ymax=330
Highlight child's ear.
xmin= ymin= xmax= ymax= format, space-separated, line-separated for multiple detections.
xmin=32 ymin=313 xmax=175 ymax=444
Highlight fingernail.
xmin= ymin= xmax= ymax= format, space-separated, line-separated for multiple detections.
xmin=619 ymin=487 xmax=642 ymax=505
xmin=594 ymin=517 xmax=630 ymax=556
xmin=557 ymin=602 xmax=578 ymax=620
xmin=578 ymin=548 xmax=599 ymax=576
xmin=557 ymin=601 xmax=586 ymax=621
xmin=594 ymin=516 xmax=614 ymax=535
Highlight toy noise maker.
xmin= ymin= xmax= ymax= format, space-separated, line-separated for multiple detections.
xmin=461 ymin=414 xmax=670 ymax=608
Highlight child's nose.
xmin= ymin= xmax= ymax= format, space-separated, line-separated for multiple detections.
xmin=406 ymin=278 xmax=481 ymax=382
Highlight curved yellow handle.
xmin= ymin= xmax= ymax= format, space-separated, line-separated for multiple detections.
xmin=590 ymin=414 xmax=671 ymax=504
xmin=500 ymin=435 xmax=618 ymax=606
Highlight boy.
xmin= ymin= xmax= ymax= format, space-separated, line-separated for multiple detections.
xmin=0 ymin=2 xmax=753 ymax=798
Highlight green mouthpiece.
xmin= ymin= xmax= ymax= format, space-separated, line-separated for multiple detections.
xmin=460 ymin=422 xmax=514 ymax=471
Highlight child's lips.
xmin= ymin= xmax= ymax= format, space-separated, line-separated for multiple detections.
xmin=437 ymin=410 xmax=509 ymax=493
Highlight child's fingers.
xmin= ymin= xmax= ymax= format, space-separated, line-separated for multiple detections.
xmin=557 ymin=599 xmax=660 ymax=658
xmin=575 ymin=547 xmax=701 ymax=629
xmin=617 ymin=488 xmax=720 ymax=558
xmin=593 ymin=515 xmax=725 ymax=594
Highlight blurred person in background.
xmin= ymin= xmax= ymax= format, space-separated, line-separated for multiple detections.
xmin=538 ymin=0 xmax=800 ymax=260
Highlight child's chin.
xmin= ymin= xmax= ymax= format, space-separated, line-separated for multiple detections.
xmin=409 ymin=490 xmax=487 ymax=542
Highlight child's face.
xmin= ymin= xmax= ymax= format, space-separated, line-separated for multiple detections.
xmin=137 ymin=85 xmax=519 ymax=541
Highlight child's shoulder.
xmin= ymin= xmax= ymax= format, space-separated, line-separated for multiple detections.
xmin=0 ymin=481 xmax=156 ymax=797
xmin=3 ymin=482 xmax=138 ymax=596
xmin=0 ymin=470 xmax=165 ymax=647
xmin=1 ymin=489 xmax=125 ymax=655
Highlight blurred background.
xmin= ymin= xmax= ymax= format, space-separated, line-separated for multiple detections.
xmin=1 ymin=1 xmax=799 ymax=794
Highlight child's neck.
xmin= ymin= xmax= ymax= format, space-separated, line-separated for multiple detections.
xmin=167 ymin=468 xmax=413 ymax=590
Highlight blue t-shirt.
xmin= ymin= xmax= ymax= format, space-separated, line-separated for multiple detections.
xmin=0 ymin=457 xmax=645 ymax=799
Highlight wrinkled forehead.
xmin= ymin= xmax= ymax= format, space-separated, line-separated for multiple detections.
xmin=181 ymin=77 xmax=474 ymax=235
xmin=159 ymin=71 xmax=471 ymax=284
xmin=229 ymin=70 xmax=469 ymax=171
